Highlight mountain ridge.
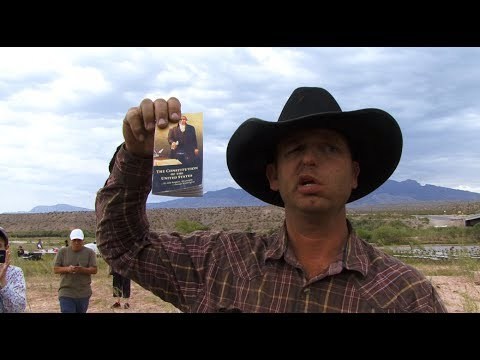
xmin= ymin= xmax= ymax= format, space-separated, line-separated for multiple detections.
xmin=5 ymin=179 xmax=480 ymax=214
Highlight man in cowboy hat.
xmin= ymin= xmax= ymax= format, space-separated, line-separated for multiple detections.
xmin=96 ymin=88 xmax=446 ymax=313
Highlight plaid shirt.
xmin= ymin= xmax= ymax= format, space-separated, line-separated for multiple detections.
xmin=95 ymin=145 xmax=447 ymax=313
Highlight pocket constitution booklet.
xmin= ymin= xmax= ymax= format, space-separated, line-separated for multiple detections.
xmin=152 ymin=112 xmax=203 ymax=197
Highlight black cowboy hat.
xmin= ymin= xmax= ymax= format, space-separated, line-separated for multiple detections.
xmin=226 ymin=87 xmax=403 ymax=207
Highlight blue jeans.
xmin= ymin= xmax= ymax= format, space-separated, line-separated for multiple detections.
xmin=59 ymin=296 xmax=91 ymax=313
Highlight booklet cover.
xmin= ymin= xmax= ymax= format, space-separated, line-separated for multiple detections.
xmin=152 ymin=112 xmax=203 ymax=197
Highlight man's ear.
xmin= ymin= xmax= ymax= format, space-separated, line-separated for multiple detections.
xmin=266 ymin=163 xmax=279 ymax=191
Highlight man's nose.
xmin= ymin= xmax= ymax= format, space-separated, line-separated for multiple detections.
xmin=301 ymin=147 xmax=319 ymax=166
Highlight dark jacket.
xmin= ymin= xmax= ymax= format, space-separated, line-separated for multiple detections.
xmin=168 ymin=124 xmax=198 ymax=166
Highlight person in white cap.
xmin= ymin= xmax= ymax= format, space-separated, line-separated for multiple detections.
xmin=53 ymin=228 xmax=98 ymax=313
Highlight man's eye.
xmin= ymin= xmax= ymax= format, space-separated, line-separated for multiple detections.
xmin=285 ymin=146 xmax=301 ymax=155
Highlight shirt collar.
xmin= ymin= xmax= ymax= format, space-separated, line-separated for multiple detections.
xmin=265 ymin=219 xmax=370 ymax=277
xmin=342 ymin=220 xmax=369 ymax=277
xmin=264 ymin=222 xmax=288 ymax=260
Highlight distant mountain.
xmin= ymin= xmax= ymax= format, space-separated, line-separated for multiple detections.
xmin=29 ymin=204 xmax=92 ymax=213
xmin=148 ymin=180 xmax=480 ymax=209
xmin=14 ymin=180 xmax=480 ymax=214
xmin=147 ymin=187 xmax=267 ymax=209
xmin=349 ymin=179 xmax=480 ymax=207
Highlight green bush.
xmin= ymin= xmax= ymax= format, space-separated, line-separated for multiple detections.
xmin=356 ymin=228 xmax=372 ymax=241
xmin=174 ymin=219 xmax=209 ymax=234
xmin=372 ymin=225 xmax=410 ymax=245
xmin=9 ymin=229 xmax=96 ymax=238
xmin=468 ymin=223 xmax=480 ymax=240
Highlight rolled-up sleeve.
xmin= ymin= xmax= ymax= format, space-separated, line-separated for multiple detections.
xmin=95 ymin=145 xmax=206 ymax=309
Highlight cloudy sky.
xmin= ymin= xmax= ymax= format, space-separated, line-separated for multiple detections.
xmin=0 ymin=47 xmax=479 ymax=213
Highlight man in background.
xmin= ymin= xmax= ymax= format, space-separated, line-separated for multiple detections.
xmin=53 ymin=229 xmax=97 ymax=313
xmin=110 ymin=267 xmax=131 ymax=310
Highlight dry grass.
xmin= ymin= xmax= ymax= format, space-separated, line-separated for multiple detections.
xmin=23 ymin=257 xmax=180 ymax=313
xmin=3 ymin=206 xmax=480 ymax=313
xmin=16 ymin=255 xmax=480 ymax=313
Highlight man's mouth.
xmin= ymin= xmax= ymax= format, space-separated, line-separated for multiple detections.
xmin=298 ymin=175 xmax=319 ymax=187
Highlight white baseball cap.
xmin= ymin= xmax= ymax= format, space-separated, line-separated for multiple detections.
xmin=70 ymin=229 xmax=84 ymax=241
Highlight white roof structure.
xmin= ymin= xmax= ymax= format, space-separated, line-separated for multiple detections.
xmin=84 ymin=242 xmax=100 ymax=255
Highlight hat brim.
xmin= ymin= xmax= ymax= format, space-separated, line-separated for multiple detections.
xmin=226 ymin=108 xmax=403 ymax=207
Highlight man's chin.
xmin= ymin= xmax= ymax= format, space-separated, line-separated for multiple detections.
xmin=292 ymin=197 xmax=332 ymax=212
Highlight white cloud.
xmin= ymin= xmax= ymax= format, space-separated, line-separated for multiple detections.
xmin=1 ymin=47 xmax=480 ymax=213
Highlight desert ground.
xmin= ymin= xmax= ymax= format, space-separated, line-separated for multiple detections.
xmin=25 ymin=269 xmax=181 ymax=313
xmin=430 ymin=276 xmax=480 ymax=312
xmin=2 ymin=205 xmax=480 ymax=313
xmin=24 ymin=274 xmax=480 ymax=313
xmin=18 ymin=254 xmax=480 ymax=313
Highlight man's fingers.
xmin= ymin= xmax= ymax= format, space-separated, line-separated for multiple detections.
xmin=140 ymin=99 xmax=156 ymax=133
xmin=123 ymin=107 xmax=148 ymax=142
xmin=153 ymin=99 xmax=169 ymax=129
xmin=167 ymin=97 xmax=181 ymax=123
xmin=153 ymin=97 xmax=181 ymax=128
xmin=121 ymin=96 xmax=181 ymax=158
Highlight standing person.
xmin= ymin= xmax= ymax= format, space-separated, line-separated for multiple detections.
xmin=53 ymin=229 xmax=97 ymax=313
xmin=96 ymin=87 xmax=446 ymax=313
xmin=36 ymin=239 xmax=43 ymax=250
xmin=0 ymin=227 xmax=27 ymax=313
xmin=168 ymin=115 xmax=199 ymax=166
xmin=110 ymin=267 xmax=131 ymax=309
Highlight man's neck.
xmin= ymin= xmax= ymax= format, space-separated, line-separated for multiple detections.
xmin=285 ymin=208 xmax=349 ymax=278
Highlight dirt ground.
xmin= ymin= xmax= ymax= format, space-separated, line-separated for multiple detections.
xmin=23 ymin=273 xmax=480 ymax=313
xmin=429 ymin=276 xmax=480 ymax=312
xmin=25 ymin=273 xmax=181 ymax=313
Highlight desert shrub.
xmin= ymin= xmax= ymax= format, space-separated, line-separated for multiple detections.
xmin=174 ymin=219 xmax=209 ymax=234
xmin=371 ymin=225 xmax=410 ymax=245
xmin=356 ymin=228 xmax=372 ymax=241
xmin=467 ymin=223 xmax=480 ymax=241
xmin=10 ymin=230 xmax=68 ymax=238
xmin=388 ymin=219 xmax=409 ymax=229
xmin=9 ymin=229 xmax=96 ymax=238
xmin=418 ymin=217 xmax=430 ymax=225
xmin=350 ymin=217 xmax=387 ymax=231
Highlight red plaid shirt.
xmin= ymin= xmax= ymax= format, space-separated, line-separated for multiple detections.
xmin=95 ymin=145 xmax=447 ymax=313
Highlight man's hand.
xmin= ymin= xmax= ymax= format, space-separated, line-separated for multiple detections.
xmin=123 ymin=97 xmax=182 ymax=158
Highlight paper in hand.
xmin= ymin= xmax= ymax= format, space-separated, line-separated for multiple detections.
xmin=152 ymin=112 xmax=203 ymax=197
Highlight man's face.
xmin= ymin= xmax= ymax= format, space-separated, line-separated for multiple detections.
xmin=71 ymin=238 xmax=84 ymax=252
xmin=180 ymin=116 xmax=187 ymax=125
xmin=266 ymin=128 xmax=359 ymax=213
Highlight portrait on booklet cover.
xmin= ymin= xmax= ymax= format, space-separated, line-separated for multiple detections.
xmin=152 ymin=112 xmax=203 ymax=197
